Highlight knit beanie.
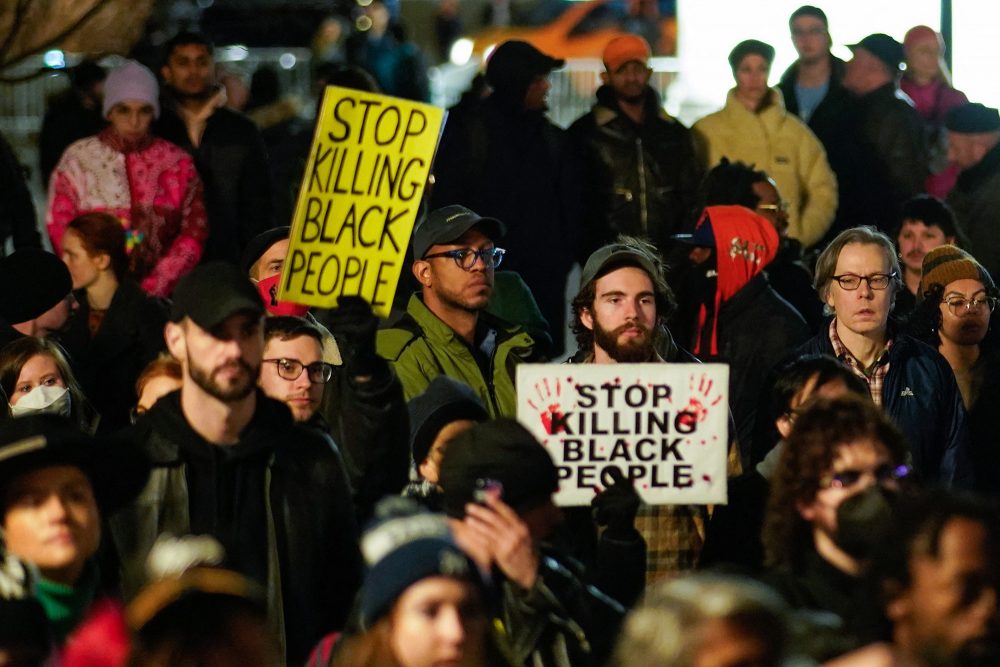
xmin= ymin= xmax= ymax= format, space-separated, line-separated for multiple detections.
xmin=0 ymin=249 xmax=72 ymax=325
xmin=918 ymin=245 xmax=995 ymax=300
xmin=408 ymin=376 xmax=488 ymax=467
xmin=103 ymin=60 xmax=160 ymax=118
xmin=438 ymin=418 xmax=559 ymax=518
xmin=358 ymin=498 xmax=481 ymax=629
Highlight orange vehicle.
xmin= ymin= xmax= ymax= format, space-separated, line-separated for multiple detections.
xmin=461 ymin=0 xmax=677 ymax=63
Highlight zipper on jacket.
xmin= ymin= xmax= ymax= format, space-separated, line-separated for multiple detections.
xmin=636 ymin=137 xmax=648 ymax=232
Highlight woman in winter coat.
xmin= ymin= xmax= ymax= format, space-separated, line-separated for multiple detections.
xmin=693 ymin=39 xmax=838 ymax=249
xmin=46 ymin=60 xmax=207 ymax=298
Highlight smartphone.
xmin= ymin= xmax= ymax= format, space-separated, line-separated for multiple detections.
xmin=473 ymin=478 xmax=503 ymax=505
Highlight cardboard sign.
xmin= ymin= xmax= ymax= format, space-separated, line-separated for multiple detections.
xmin=279 ymin=86 xmax=445 ymax=317
xmin=517 ymin=363 xmax=729 ymax=506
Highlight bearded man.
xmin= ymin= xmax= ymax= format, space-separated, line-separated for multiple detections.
xmin=569 ymin=236 xmax=739 ymax=581
xmin=109 ymin=262 xmax=361 ymax=665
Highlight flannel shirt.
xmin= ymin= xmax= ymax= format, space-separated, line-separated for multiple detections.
xmin=828 ymin=319 xmax=892 ymax=407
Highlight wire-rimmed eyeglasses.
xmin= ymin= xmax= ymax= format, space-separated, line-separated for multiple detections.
xmin=943 ymin=295 xmax=998 ymax=316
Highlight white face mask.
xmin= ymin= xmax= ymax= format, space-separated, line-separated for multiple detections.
xmin=10 ymin=385 xmax=72 ymax=418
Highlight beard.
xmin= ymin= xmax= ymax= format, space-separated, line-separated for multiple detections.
xmin=188 ymin=356 xmax=259 ymax=403
xmin=593 ymin=319 xmax=656 ymax=363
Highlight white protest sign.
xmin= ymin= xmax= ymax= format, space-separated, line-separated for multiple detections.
xmin=517 ymin=363 xmax=729 ymax=507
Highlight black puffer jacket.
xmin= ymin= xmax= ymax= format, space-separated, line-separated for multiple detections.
xmin=568 ymin=85 xmax=701 ymax=259
xmin=109 ymin=391 xmax=362 ymax=665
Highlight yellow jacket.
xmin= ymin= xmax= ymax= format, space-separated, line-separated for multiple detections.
xmin=692 ymin=88 xmax=838 ymax=247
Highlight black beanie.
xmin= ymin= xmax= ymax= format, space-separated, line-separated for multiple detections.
xmin=0 ymin=249 xmax=72 ymax=324
xmin=438 ymin=418 xmax=559 ymax=518
xmin=485 ymin=40 xmax=564 ymax=103
xmin=728 ymin=39 xmax=776 ymax=72
xmin=240 ymin=226 xmax=291 ymax=275
xmin=945 ymin=103 xmax=1000 ymax=134
xmin=408 ymin=376 xmax=489 ymax=466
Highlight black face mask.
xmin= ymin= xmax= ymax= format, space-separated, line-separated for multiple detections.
xmin=836 ymin=485 xmax=897 ymax=559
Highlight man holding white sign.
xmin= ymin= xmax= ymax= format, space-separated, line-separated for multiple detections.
xmin=520 ymin=236 xmax=733 ymax=583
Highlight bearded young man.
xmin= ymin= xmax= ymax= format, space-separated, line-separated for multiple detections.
xmin=569 ymin=236 xmax=738 ymax=582
xmin=109 ymin=262 xmax=361 ymax=665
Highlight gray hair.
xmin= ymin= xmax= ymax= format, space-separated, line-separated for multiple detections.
xmin=610 ymin=574 xmax=788 ymax=667
xmin=813 ymin=226 xmax=903 ymax=310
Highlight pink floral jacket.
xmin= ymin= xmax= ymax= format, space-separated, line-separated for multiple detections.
xmin=47 ymin=129 xmax=208 ymax=297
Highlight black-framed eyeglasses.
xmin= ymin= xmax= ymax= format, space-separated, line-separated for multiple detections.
xmin=819 ymin=463 xmax=911 ymax=490
xmin=831 ymin=272 xmax=897 ymax=291
xmin=423 ymin=247 xmax=506 ymax=270
xmin=944 ymin=295 xmax=998 ymax=316
xmin=263 ymin=358 xmax=334 ymax=384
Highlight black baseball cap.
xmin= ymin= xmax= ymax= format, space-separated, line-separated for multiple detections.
xmin=848 ymin=33 xmax=904 ymax=71
xmin=169 ymin=261 xmax=264 ymax=330
xmin=579 ymin=242 xmax=660 ymax=289
xmin=412 ymin=205 xmax=506 ymax=259
xmin=0 ymin=415 xmax=150 ymax=514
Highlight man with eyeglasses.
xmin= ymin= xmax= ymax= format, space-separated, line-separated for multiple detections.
xmin=258 ymin=316 xmax=333 ymax=423
xmin=907 ymin=245 xmax=1000 ymax=498
xmin=378 ymin=205 xmax=538 ymax=417
xmin=242 ymin=226 xmax=411 ymax=525
xmin=794 ymin=227 xmax=972 ymax=487
xmin=763 ymin=396 xmax=912 ymax=628
xmin=110 ymin=262 xmax=361 ymax=664
xmin=567 ymin=34 xmax=701 ymax=258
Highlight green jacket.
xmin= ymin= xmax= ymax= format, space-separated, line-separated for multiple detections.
xmin=377 ymin=294 xmax=537 ymax=417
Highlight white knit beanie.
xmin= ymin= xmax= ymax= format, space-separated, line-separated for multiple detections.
xmin=102 ymin=60 xmax=160 ymax=118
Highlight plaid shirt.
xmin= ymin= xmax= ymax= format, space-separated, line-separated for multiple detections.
xmin=828 ymin=319 xmax=892 ymax=407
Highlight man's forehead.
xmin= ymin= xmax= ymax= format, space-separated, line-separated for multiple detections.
xmin=837 ymin=242 xmax=890 ymax=267
xmin=264 ymin=332 xmax=322 ymax=356
xmin=792 ymin=15 xmax=826 ymax=30
xmin=169 ymin=44 xmax=212 ymax=61
xmin=429 ymin=227 xmax=494 ymax=250
xmin=262 ymin=239 xmax=290 ymax=260
xmin=595 ymin=264 xmax=654 ymax=292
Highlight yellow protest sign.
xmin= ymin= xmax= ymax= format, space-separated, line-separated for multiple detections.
xmin=279 ymin=86 xmax=445 ymax=317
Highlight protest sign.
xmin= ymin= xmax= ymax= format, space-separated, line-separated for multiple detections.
xmin=517 ymin=363 xmax=729 ymax=506
xmin=279 ymin=86 xmax=445 ymax=317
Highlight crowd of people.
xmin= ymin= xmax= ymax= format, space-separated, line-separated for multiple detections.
xmin=0 ymin=4 xmax=998 ymax=667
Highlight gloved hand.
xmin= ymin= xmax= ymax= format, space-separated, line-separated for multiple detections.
xmin=591 ymin=467 xmax=640 ymax=539
xmin=320 ymin=296 xmax=378 ymax=376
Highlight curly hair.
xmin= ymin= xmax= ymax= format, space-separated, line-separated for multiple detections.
xmin=571 ymin=235 xmax=675 ymax=354
xmin=763 ymin=396 xmax=908 ymax=571
xmin=903 ymin=281 xmax=1000 ymax=350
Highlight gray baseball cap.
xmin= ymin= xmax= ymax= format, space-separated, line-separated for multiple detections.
xmin=579 ymin=242 xmax=659 ymax=289
xmin=412 ymin=205 xmax=506 ymax=259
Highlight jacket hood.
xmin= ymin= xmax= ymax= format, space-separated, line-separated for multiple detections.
xmin=692 ymin=205 xmax=779 ymax=356
xmin=140 ymin=389 xmax=293 ymax=464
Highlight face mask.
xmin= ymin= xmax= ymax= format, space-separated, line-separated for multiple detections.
xmin=256 ymin=273 xmax=309 ymax=317
xmin=10 ymin=385 xmax=72 ymax=418
xmin=836 ymin=485 xmax=897 ymax=559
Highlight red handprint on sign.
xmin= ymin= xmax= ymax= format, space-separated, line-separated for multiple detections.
xmin=527 ymin=377 xmax=568 ymax=435
xmin=678 ymin=373 xmax=724 ymax=430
